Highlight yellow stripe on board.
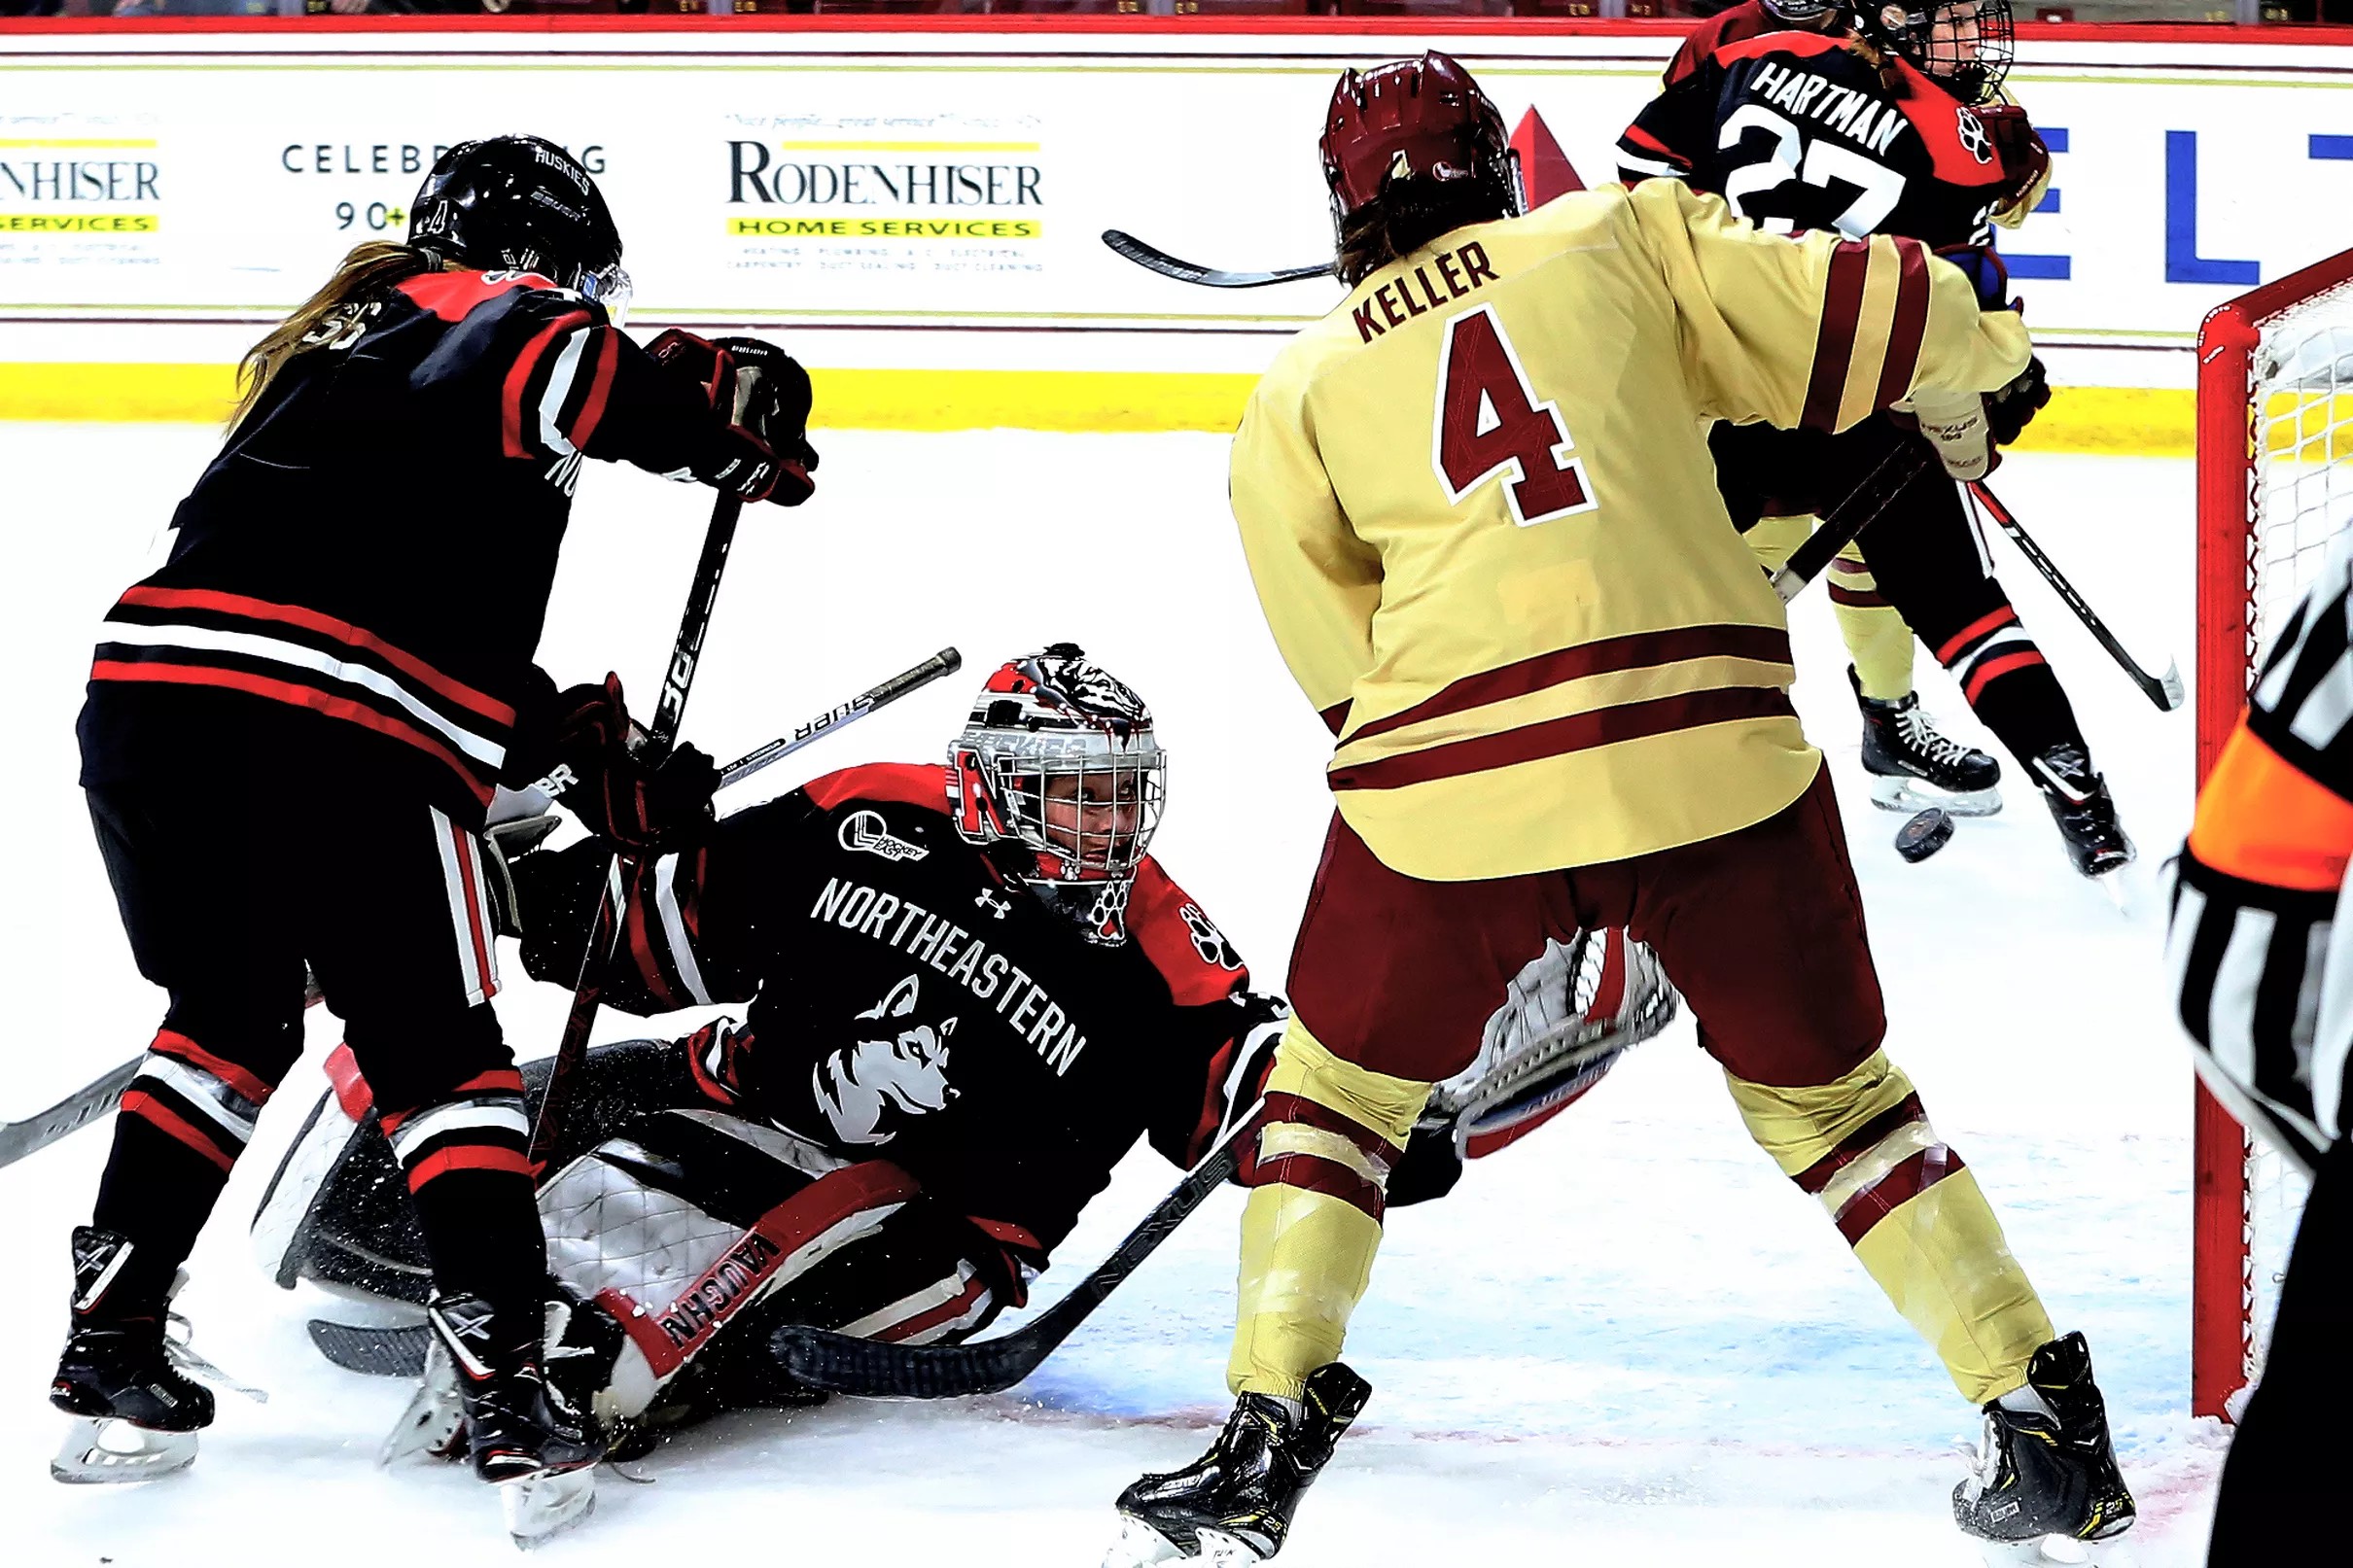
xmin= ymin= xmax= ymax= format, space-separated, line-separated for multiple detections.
xmin=0 ymin=138 xmax=158 ymax=149
xmin=0 ymin=362 xmax=2198 ymax=449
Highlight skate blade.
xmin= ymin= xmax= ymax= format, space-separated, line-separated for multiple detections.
xmin=1870 ymin=775 xmax=2002 ymax=819
xmin=378 ymin=1378 xmax=463 ymax=1467
xmin=1104 ymin=1516 xmax=1189 ymax=1568
xmin=1195 ymin=1528 xmax=1273 ymax=1566
xmin=504 ymin=1466 xmax=596 ymax=1550
xmin=1976 ymin=1536 xmax=2139 ymax=1568
xmin=50 ymin=1415 xmax=197 ymax=1484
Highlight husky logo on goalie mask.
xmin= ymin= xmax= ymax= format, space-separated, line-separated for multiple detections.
xmin=947 ymin=644 xmax=1166 ymax=947
xmin=408 ymin=135 xmax=633 ymax=322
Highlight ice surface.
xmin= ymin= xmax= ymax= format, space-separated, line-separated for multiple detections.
xmin=0 ymin=426 xmax=2218 ymax=1564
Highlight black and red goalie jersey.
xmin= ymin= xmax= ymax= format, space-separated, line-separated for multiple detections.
xmin=79 ymin=269 xmax=754 ymax=826
xmin=1618 ymin=27 xmax=2011 ymax=249
xmin=511 ymin=761 xmax=1275 ymax=1272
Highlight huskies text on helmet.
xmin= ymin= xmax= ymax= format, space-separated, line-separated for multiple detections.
xmin=408 ymin=135 xmax=633 ymax=319
xmin=948 ymin=645 xmax=1167 ymax=946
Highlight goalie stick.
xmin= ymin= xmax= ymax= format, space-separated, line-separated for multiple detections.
xmin=1100 ymin=229 xmax=1331 ymax=290
xmin=1964 ymin=480 xmax=2186 ymax=713
xmin=772 ymin=1098 xmax=1266 ymax=1399
xmin=771 ymin=937 xmax=1674 ymax=1401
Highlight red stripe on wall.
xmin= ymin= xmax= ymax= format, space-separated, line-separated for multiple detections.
xmin=1346 ymin=624 xmax=1793 ymax=746
xmin=1331 ymin=686 xmax=1794 ymax=792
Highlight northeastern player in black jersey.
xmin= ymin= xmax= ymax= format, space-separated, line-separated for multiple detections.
xmin=255 ymin=646 xmax=1289 ymax=1456
xmin=51 ymin=137 xmax=818 ymax=1504
xmin=1620 ymin=2 xmax=2133 ymax=878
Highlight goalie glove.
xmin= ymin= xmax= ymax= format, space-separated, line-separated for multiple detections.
xmin=1389 ymin=927 xmax=1679 ymax=1206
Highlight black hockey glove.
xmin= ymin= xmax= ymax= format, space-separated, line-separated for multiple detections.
xmin=549 ymin=674 xmax=720 ymax=854
xmin=647 ymin=329 xmax=818 ymax=507
xmin=1986 ymin=355 xmax=2052 ymax=447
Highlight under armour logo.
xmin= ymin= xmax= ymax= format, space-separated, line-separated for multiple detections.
xmin=975 ymin=889 xmax=1011 ymax=920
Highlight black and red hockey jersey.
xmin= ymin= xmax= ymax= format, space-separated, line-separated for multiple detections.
xmin=79 ymin=269 xmax=749 ymax=824
xmin=1618 ymin=29 xmax=2011 ymax=249
xmin=1662 ymin=0 xmax=1791 ymax=87
xmin=513 ymin=762 xmax=1265 ymax=1266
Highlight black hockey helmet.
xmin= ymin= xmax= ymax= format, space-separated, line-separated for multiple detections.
xmin=1854 ymin=0 xmax=2014 ymax=105
xmin=408 ymin=136 xmax=631 ymax=318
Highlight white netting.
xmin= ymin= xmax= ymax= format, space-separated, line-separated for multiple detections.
xmin=2237 ymin=280 xmax=2353 ymax=1398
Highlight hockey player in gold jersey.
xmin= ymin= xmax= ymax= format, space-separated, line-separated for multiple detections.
xmin=1106 ymin=52 xmax=2132 ymax=1564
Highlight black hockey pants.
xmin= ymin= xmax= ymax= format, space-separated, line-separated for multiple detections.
xmin=1710 ymin=415 xmax=2094 ymax=773
xmin=2207 ymin=1134 xmax=2353 ymax=1565
xmin=81 ymin=751 xmax=543 ymax=1331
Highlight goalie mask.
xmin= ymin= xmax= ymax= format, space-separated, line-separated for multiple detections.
xmin=948 ymin=645 xmax=1167 ymax=947
xmin=1855 ymin=0 xmax=2013 ymax=105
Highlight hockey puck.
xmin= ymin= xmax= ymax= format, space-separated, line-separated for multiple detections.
xmin=1895 ymin=807 xmax=1955 ymax=863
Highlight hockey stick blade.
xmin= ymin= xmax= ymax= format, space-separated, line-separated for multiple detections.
xmin=1101 ymin=229 xmax=1331 ymax=290
xmin=719 ymin=647 xmax=963 ymax=791
xmin=772 ymin=1103 xmax=1259 ymax=1398
xmin=0 ymin=1058 xmax=140 ymax=1168
xmin=307 ymin=1318 xmax=432 ymax=1378
xmin=1967 ymin=482 xmax=2185 ymax=712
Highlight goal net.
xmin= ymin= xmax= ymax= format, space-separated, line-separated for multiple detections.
xmin=2192 ymin=246 xmax=2353 ymax=1420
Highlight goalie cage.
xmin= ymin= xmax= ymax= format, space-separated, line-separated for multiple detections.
xmin=2192 ymin=243 xmax=2353 ymax=1420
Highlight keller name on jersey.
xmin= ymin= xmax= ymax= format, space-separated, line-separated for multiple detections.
xmin=1353 ymin=238 xmax=1498 ymax=344
xmin=1746 ymin=60 xmax=1906 ymax=157
xmin=812 ymin=875 xmax=1089 ymax=1076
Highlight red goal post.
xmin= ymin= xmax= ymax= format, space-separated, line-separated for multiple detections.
xmin=2191 ymin=244 xmax=2353 ymax=1421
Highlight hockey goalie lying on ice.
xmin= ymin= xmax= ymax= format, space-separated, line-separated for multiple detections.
xmin=248 ymin=645 xmax=1662 ymax=1477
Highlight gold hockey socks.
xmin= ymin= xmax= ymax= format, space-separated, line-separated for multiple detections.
xmin=1727 ymin=1051 xmax=2053 ymax=1404
xmin=1227 ymin=1021 xmax=1429 ymax=1401
xmin=1826 ymin=547 xmax=1917 ymax=702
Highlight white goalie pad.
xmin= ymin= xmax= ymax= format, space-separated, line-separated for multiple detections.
xmin=538 ymin=1111 xmax=908 ymax=1421
xmin=1430 ymin=928 xmax=1680 ymax=1157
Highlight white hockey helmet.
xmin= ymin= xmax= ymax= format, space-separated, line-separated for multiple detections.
xmin=948 ymin=644 xmax=1167 ymax=946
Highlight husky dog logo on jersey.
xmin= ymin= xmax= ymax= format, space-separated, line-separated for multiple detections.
xmin=814 ymin=973 xmax=958 ymax=1146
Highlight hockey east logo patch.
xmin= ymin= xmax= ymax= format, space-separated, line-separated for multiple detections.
xmin=840 ymin=809 xmax=929 ymax=862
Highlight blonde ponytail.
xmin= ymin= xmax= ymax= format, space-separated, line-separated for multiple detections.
xmin=230 ymin=241 xmax=438 ymax=430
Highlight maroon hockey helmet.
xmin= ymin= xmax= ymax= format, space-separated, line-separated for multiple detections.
xmin=947 ymin=645 xmax=1167 ymax=947
xmin=1319 ymin=52 xmax=1522 ymax=230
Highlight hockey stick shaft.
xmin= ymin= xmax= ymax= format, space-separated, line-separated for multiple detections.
xmin=772 ymin=1099 xmax=1266 ymax=1398
xmin=718 ymin=647 xmax=963 ymax=790
xmin=1770 ymin=442 xmax=1935 ymax=603
xmin=1965 ymin=480 xmax=2186 ymax=712
xmin=1100 ymin=229 xmax=1330 ymax=290
xmin=529 ymin=494 xmax=743 ymax=1172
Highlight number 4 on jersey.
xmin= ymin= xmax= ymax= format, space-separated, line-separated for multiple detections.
xmin=1432 ymin=304 xmax=1598 ymax=528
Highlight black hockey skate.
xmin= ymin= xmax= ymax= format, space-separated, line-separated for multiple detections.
xmin=427 ymin=1292 xmax=605 ymax=1546
xmin=2028 ymin=745 xmax=2134 ymax=878
xmin=1953 ymin=1333 xmax=2136 ymax=1549
xmin=1853 ymin=669 xmax=2003 ymax=818
xmin=1108 ymin=1362 xmax=1371 ymax=1565
xmin=50 ymin=1227 xmax=213 ymax=1483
